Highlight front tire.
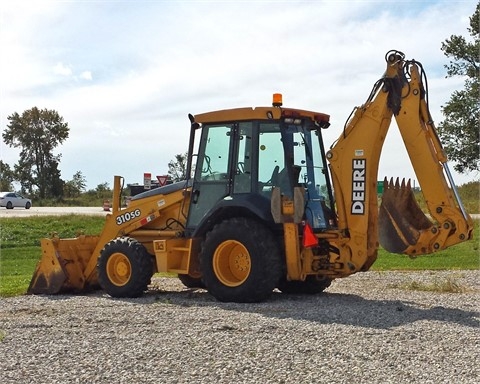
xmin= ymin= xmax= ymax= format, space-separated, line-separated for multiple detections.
xmin=97 ymin=237 xmax=153 ymax=298
xmin=200 ymin=217 xmax=282 ymax=303
xmin=25 ymin=202 xmax=31 ymax=209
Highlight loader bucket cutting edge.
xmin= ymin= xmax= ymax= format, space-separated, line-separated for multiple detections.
xmin=27 ymin=236 xmax=100 ymax=295
xmin=27 ymin=248 xmax=68 ymax=294
xmin=378 ymin=177 xmax=433 ymax=254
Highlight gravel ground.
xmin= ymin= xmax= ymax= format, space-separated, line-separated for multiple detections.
xmin=0 ymin=270 xmax=478 ymax=384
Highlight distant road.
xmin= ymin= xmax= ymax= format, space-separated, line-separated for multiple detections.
xmin=1 ymin=206 xmax=478 ymax=219
xmin=0 ymin=206 xmax=110 ymax=218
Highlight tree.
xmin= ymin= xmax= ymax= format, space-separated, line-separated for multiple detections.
xmin=2 ymin=107 xmax=69 ymax=198
xmin=64 ymin=171 xmax=87 ymax=198
xmin=437 ymin=2 xmax=480 ymax=173
xmin=96 ymin=182 xmax=110 ymax=193
xmin=46 ymin=160 xmax=64 ymax=198
xmin=168 ymin=152 xmax=188 ymax=182
xmin=0 ymin=160 xmax=15 ymax=191
xmin=95 ymin=182 xmax=111 ymax=199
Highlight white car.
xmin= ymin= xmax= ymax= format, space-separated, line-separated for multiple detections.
xmin=0 ymin=192 xmax=32 ymax=209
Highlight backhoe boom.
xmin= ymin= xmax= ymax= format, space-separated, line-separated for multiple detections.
xmin=327 ymin=50 xmax=473 ymax=268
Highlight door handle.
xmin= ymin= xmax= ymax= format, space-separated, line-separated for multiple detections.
xmin=192 ymin=189 xmax=200 ymax=204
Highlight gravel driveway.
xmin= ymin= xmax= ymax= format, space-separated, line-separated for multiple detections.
xmin=1 ymin=270 xmax=478 ymax=384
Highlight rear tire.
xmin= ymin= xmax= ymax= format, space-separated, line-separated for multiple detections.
xmin=277 ymin=275 xmax=332 ymax=295
xmin=97 ymin=237 xmax=153 ymax=298
xmin=6 ymin=201 xmax=13 ymax=209
xmin=200 ymin=217 xmax=282 ymax=302
xmin=178 ymin=273 xmax=205 ymax=288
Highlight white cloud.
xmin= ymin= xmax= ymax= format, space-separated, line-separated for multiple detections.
xmin=80 ymin=71 xmax=93 ymax=81
xmin=54 ymin=62 xmax=73 ymax=76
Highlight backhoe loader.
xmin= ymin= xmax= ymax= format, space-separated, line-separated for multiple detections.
xmin=28 ymin=50 xmax=473 ymax=302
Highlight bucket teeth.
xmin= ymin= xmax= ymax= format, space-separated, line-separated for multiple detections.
xmin=379 ymin=177 xmax=432 ymax=254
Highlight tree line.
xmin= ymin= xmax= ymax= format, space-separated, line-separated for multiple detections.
xmin=0 ymin=107 xmax=108 ymax=199
xmin=1 ymin=4 xmax=479 ymax=198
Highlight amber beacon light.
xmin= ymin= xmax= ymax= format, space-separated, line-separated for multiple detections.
xmin=272 ymin=93 xmax=283 ymax=107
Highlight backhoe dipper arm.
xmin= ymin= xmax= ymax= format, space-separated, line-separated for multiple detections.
xmin=326 ymin=51 xmax=473 ymax=273
xmin=384 ymin=58 xmax=473 ymax=255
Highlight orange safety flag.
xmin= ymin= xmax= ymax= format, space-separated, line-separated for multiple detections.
xmin=303 ymin=222 xmax=318 ymax=247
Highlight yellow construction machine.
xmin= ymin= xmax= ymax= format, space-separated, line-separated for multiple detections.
xmin=28 ymin=50 xmax=474 ymax=302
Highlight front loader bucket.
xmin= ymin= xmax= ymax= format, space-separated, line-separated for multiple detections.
xmin=28 ymin=235 xmax=100 ymax=294
xmin=378 ymin=178 xmax=433 ymax=254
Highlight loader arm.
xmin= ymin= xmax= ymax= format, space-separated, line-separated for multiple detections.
xmin=28 ymin=176 xmax=190 ymax=294
xmin=326 ymin=50 xmax=473 ymax=273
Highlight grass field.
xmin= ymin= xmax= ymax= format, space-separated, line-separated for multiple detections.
xmin=0 ymin=215 xmax=478 ymax=297
xmin=0 ymin=215 xmax=106 ymax=296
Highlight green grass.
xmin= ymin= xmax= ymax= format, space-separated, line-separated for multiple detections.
xmin=0 ymin=215 xmax=106 ymax=296
xmin=0 ymin=216 xmax=478 ymax=297
xmin=372 ymin=221 xmax=479 ymax=271
xmin=0 ymin=246 xmax=39 ymax=296
xmin=1 ymin=215 xmax=105 ymax=248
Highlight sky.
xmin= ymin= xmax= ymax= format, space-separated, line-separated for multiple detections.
xmin=0 ymin=0 xmax=477 ymax=191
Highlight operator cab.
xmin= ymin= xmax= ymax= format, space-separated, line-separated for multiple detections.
xmin=185 ymin=96 xmax=335 ymax=236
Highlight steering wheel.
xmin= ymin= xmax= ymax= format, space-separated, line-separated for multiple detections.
xmin=202 ymin=155 xmax=211 ymax=173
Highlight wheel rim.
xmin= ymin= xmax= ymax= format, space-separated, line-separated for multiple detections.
xmin=213 ymin=240 xmax=251 ymax=287
xmin=106 ymin=252 xmax=132 ymax=286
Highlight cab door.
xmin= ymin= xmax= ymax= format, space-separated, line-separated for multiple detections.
xmin=186 ymin=124 xmax=233 ymax=231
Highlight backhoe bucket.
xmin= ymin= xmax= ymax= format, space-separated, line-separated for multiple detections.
xmin=27 ymin=235 xmax=100 ymax=294
xmin=378 ymin=178 xmax=433 ymax=254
